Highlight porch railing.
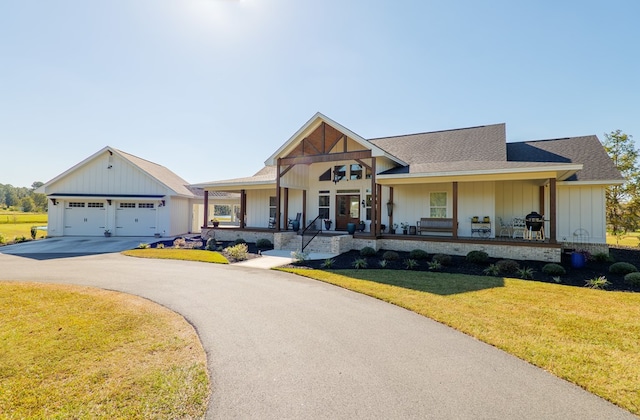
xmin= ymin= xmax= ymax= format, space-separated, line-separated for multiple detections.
xmin=301 ymin=215 xmax=322 ymax=252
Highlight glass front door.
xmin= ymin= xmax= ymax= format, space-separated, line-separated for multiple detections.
xmin=335 ymin=195 xmax=360 ymax=231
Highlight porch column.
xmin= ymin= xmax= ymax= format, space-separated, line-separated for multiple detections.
xmin=240 ymin=189 xmax=246 ymax=229
xmin=549 ymin=178 xmax=557 ymax=243
xmin=388 ymin=187 xmax=394 ymax=233
xmin=376 ymin=183 xmax=382 ymax=236
xmin=302 ymin=189 xmax=307 ymax=230
xmin=284 ymin=188 xmax=289 ymax=230
xmin=276 ymin=158 xmax=281 ymax=230
xmin=203 ymin=191 xmax=209 ymax=228
xmin=371 ymin=157 xmax=377 ymax=237
xmin=452 ymin=182 xmax=458 ymax=239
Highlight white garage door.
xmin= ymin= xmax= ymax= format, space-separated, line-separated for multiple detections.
xmin=63 ymin=202 xmax=106 ymax=236
xmin=115 ymin=202 xmax=157 ymax=236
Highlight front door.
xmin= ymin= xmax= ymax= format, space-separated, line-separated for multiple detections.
xmin=335 ymin=195 xmax=360 ymax=231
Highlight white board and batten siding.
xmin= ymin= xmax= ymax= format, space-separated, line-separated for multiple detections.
xmin=557 ymin=185 xmax=606 ymax=244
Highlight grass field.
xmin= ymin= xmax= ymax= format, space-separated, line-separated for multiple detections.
xmin=279 ymin=267 xmax=640 ymax=415
xmin=607 ymin=232 xmax=640 ymax=247
xmin=0 ymin=282 xmax=209 ymax=418
xmin=0 ymin=212 xmax=47 ymax=242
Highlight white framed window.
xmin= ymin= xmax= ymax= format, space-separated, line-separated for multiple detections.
xmin=69 ymin=202 xmax=85 ymax=208
xmin=119 ymin=203 xmax=135 ymax=208
xmin=318 ymin=193 xmax=330 ymax=219
xmin=269 ymin=196 xmax=277 ymax=218
xmin=430 ymin=192 xmax=447 ymax=218
xmin=138 ymin=203 xmax=154 ymax=208
xmin=87 ymin=202 xmax=104 ymax=208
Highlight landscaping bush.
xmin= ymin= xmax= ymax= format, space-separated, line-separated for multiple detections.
xmin=0 ymin=233 xmax=5 ymax=244
xmin=206 ymin=238 xmax=218 ymax=251
xmin=352 ymin=258 xmax=368 ymax=269
xmin=321 ymin=258 xmax=335 ymax=269
xmin=585 ymin=276 xmax=610 ymax=289
xmin=404 ymin=259 xmax=419 ymax=270
xmin=542 ymin=263 xmax=566 ymax=276
xmin=609 ymin=262 xmax=638 ymax=275
xmin=496 ymin=259 xmax=519 ymax=274
xmin=592 ymin=252 xmax=614 ymax=263
xmin=466 ymin=250 xmax=489 ymax=264
xmin=173 ymin=238 xmax=186 ymax=248
xmin=517 ymin=267 xmax=535 ymax=280
xmin=137 ymin=243 xmax=150 ymax=249
xmin=483 ymin=264 xmax=500 ymax=276
xmin=224 ymin=243 xmax=248 ymax=261
xmin=256 ymin=238 xmax=273 ymax=249
xmin=360 ymin=246 xmax=377 ymax=257
xmin=155 ymin=243 xmax=165 ymax=249
xmin=382 ymin=251 xmax=399 ymax=261
xmin=409 ymin=249 xmax=429 ymax=260
xmin=624 ymin=272 xmax=640 ymax=286
xmin=30 ymin=226 xmax=37 ymax=240
xmin=431 ymin=253 xmax=452 ymax=266
xmin=234 ymin=238 xmax=247 ymax=245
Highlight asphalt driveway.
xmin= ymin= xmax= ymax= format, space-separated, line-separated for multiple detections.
xmin=0 ymin=249 xmax=634 ymax=418
xmin=0 ymin=236 xmax=160 ymax=259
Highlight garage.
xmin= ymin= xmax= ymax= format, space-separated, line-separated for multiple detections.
xmin=63 ymin=202 xmax=106 ymax=236
xmin=115 ymin=202 xmax=157 ymax=236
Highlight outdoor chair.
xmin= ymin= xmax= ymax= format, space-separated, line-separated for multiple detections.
xmin=512 ymin=217 xmax=526 ymax=238
xmin=287 ymin=212 xmax=301 ymax=230
xmin=497 ymin=217 xmax=512 ymax=237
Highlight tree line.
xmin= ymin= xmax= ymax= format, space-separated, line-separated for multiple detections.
xmin=0 ymin=182 xmax=47 ymax=212
xmin=604 ymin=130 xmax=639 ymax=235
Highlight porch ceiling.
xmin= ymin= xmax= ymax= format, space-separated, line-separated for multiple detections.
xmin=376 ymin=163 xmax=583 ymax=185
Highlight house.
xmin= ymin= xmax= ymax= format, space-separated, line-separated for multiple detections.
xmin=193 ymin=113 xmax=622 ymax=262
xmin=37 ymin=146 xmax=236 ymax=237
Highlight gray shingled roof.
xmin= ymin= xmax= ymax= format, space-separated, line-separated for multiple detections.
xmin=507 ymin=136 xmax=623 ymax=182
xmin=369 ymin=124 xmax=507 ymax=164
xmin=116 ymin=149 xmax=196 ymax=197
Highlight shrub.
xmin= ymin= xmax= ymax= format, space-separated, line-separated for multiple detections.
xmin=408 ymin=249 xmax=428 ymax=260
xmin=234 ymin=238 xmax=247 ymax=245
xmin=483 ymin=264 xmax=500 ymax=276
xmin=155 ymin=243 xmax=165 ymax=249
xmin=382 ymin=251 xmax=399 ymax=261
xmin=404 ymin=259 xmax=419 ymax=270
xmin=137 ymin=243 xmax=150 ymax=249
xmin=431 ymin=253 xmax=452 ymax=266
xmin=360 ymin=246 xmax=377 ymax=257
xmin=542 ymin=263 xmax=566 ymax=276
xmin=352 ymin=258 xmax=368 ymax=269
xmin=592 ymin=252 xmax=614 ymax=263
xmin=378 ymin=260 xmax=388 ymax=268
xmin=496 ymin=259 xmax=519 ymax=274
xmin=585 ymin=276 xmax=610 ymax=290
xmin=0 ymin=233 xmax=5 ymax=244
xmin=291 ymin=250 xmax=309 ymax=262
xmin=624 ymin=272 xmax=640 ymax=286
xmin=30 ymin=226 xmax=37 ymax=240
xmin=428 ymin=260 xmax=442 ymax=271
xmin=206 ymin=238 xmax=218 ymax=251
xmin=173 ymin=238 xmax=186 ymax=248
xmin=321 ymin=258 xmax=335 ymax=269
xmin=256 ymin=238 xmax=273 ymax=249
xmin=552 ymin=276 xmax=562 ymax=283
xmin=517 ymin=267 xmax=535 ymax=280
xmin=466 ymin=250 xmax=488 ymax=265
xmin=14 ymin=236 xmax=27 ymax=243
xmin=609 ymin=262 xmax=638 ymax=275
xmin=225 ymin=243 xmax=248 ymax=261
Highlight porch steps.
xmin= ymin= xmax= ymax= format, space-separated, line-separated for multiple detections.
xmin=280 ymin=234 xmax=333 ymax=254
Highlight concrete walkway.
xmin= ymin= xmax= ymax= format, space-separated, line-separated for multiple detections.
xmin=0 ymin=242 xmax=635 ymax=419
xmin=236 ymin=249 xmax=338 ymax=269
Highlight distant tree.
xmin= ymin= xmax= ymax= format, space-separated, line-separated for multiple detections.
xmin=20 ymin=196 xmax=35 ymax=212
xmin=602 ymin=130 xmax=639 ymax=235
xmin=4 ymin=187 xmax=18 ymax=208
xmin=31 ymin=181 xmax=44 ymax=191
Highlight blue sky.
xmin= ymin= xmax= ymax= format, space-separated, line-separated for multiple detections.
xmin=1 ymin=0 xmax=638 ymax=188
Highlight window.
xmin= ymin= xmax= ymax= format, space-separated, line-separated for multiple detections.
xmin=87 ymin=202 xmax=103 ymax=208
xmin=120 ymin=203 xmax=135 ymax=208
xmin=319 ymin=168 xmax=331 ymax=182
xmin=138 ymin=203 xmax=154 ymax=208
xmin=365 ymin=194 xmax=372 ymax=220
xmin=69 ymin=202 xmax=85 ymax=208
xmin=430 ymin=192 xmax=447 ymax=218
xmin=350 ymin=164 xmax=362 ymax=180
xmin=269 ymin=196 xmax=277 ymax=218
xmin=333 ymin=165 xmax=346 ymax=183
xmin=318 ymin=194 xmax=330 ymax=219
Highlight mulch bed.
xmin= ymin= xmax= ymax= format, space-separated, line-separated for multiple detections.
xmin=289 ymin=247 xmax=640 ymax=293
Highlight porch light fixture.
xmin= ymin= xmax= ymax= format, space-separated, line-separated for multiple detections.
xmin=107 ymin=199 xmax=112 ymax=205
xmin=51 ymin=198 xmax=57 ymax=206
xmin=361 ymin=199 xmax=366 ymax=208
xmin=386 ymin=201 xmax=393 ymax=217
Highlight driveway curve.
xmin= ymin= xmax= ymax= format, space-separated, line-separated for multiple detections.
xmin=0 ymin=252 xmax=634 ymax=419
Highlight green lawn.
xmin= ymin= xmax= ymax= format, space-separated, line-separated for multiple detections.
xmin=278 ymin=267 xmax=640 ymax=415
xmin=0 ymin=282 xmax=209 ymax=418
xmin=0 ymin=212 xmax=47 ymax=243
xmin=607 ymin=232 xmax=640 ymax=247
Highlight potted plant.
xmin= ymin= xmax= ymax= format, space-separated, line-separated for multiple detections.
xmin=358 ymin=220 xmax=366 ymax=232
xmin=211 ymin=218 xmax=220 ymax=228
xmin=104 ymin=229 xmax=111 ymax=237
xmin=324 ymin=219 xmax=332 ymax=230
xmin=380 ymin=224 xmax=386 ymax=233
xmin=472 ymin=216 xmax=479 ymax=223
xmin=400 ymin=222 xmax=409 ymax=235
xmin=483 ymin=216 xmax=490 ymax=223
xmin=392 ymin=223 xmax=399 ymax=234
